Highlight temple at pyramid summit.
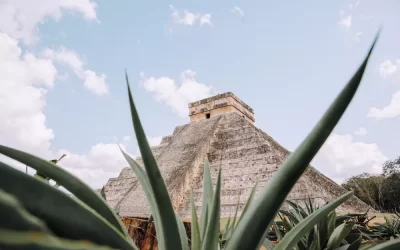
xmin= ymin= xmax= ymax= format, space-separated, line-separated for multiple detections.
xmin=103 ymin=92 xmax=370 ymax=219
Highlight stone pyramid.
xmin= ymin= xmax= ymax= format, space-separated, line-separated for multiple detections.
xmin=103 ymin=92 xmax=370 ymax=218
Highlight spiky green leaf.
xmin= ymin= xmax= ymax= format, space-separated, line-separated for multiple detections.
xmin=224 ymin=32 xmax=379 ymax=250
xmin=0 ymin=161 xmax=136 ymax=250
xmin=190 ymin=190 xmax=201 ymax=250
xmin=200 ymin=157 xmax=214 ymax=240
xmin=0 ymin=145 xmax=127 ymax=237
xmin=0 ymin=229 xmax=118 ymax=250
xmin=326 ymin=222 xmax=355 ymax=249
xmin=175 ymin=212 xmax=189 ymax=250
xmin=273 ymin=191 xmax=353 ymax=250
xmin=0 ymin=188 xmax=49 ymax=232
xmin=126 ymin=73 xmax=182 ymax=250
xmin=201 ymin=168 xmax=221 ymax=250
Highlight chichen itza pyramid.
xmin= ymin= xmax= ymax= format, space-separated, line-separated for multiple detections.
xmin=103 ymin=92 xmax=370 ymax=218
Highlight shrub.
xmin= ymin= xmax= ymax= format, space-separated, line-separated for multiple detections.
xmin=0 ymin=30 xmax=399 ymax=249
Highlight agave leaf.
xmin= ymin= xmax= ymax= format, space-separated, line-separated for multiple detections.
xmin=223 ymin=216 xmax=232 ymax=237
xmin=326 ymin=222 xmax=355 ymax=249
xmin=175 ymin=212 xmax=189 ymax=250
xmin=279 ymin=209 xmax=300 ymax=225
xmin=224 ymin=33 xmax=379 ymax=250
xmin=126 ymin=73 xmax=182 ymax=250
xmin=0 ymin=188 xmax=49 ymax=232
xmin=119 ymin=150 xmax=165 ymax=249
xmin=236 ymin=182 xmax=258 ymax=226
xmin=273 ymin=221 xmax=283 ymax=241
xmin=0 ymin=229 xmax=118 ymax=250
xmin=306 ymin=227 xmax=315 ymax=249
xmin=0 ymin=161 xmax=137 ymax=250
xmin=346 ymin=236 xmax=362 ymax=250
xmin=230 ymin=192 xmax=241 ymax=230
xmin=366 ymin=238 xmax=400 ymax=250
xmin=201 ymin=168 xmax=221 ymax=250
xmin=0 ymin=145 xmax=127 ymax=238
xmin=328 ymin=211 xmax=337 ymax=238
xmin=190 ymin=190 xmax=201 ymax=250
xmin=309 ymin=240 xmax=319 ymax=250
xmin=262 ymin=238 xmax=275 ymax=250
xmin=200 ymin=157 xmax=214 ymax=240
xmin=273 ymin=191 xmax=353 ymax=250
xmin=286 ymin=200 xmax=308 ymax=218
xmin=318 ymin=213 xmax=329 ymax=248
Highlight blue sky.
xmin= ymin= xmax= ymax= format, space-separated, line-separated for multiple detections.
xmin=1 ymin=0 xmax=399 ymax=187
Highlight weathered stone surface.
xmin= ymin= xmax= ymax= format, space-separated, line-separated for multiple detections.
xmin=104 ymin=92 xmax=371 ymax=219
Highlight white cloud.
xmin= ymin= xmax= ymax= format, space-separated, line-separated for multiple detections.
xmin=354 ymin=127 xmax=367 ymax=136
xmin=56 ymin=144 xmax=130 ymax=188
xmin=170 ymin=5 xmax=211 ymax=27
xmin=349 ymin=0 xmax=361 ymax=9
xmin=0 ymin=33 xmax=56 ymax=158
xmin=200 ymin=14 xmax=212 ymax=26
xmin=0 ymin=32 xmax=123 ymax=189
xmin=231 ymin=6 xmax=244 ymax=17
xmin=0 ymin=3 xmax=126 ymax=189
xmin=379 ymin=59 xmax=399 ymax=80
xmin=147 ymin=136 xmax=162 ymax=146
xmin=312 ymin=133 xmax=387 ymax=184
xmin=354 ymin=32 xmax=362 ymax=42
xmin=368 ymin=91 xmax=400 ymax=119
xmin=141 ymin=70 xmax=215 ymax=117
xmin=338 ymin=14 xmax=352 ymax=31
xmin=43 ymin=47 xmax=109 ymax=95
xmin=368 ymin=59 xmax=400 ymax=119
xmin=123 ymin=136 xmax=131 ymax=141
xmin=0 ymin=0 xmax=98 ymax=44
xmin=83 ymin=70 xmax=108 ymax=95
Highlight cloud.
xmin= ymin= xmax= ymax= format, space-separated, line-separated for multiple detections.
xmin=83 ymin=70 xmax=108 ymax=95
xmin=379 ymin=59 xmax=400 ymax=80
xmin=56 ymin=144 xmax=130 ymax=188
xmin=43 ymin=47 xmax=109 ymax=95
xmin=0 ymin=0 xmax=98 ymax=44
xmin=368 ymin=91 xmax=400 ymax=119
xmin=200 ymin=14 xmax=212 ymax=26
xmin=141 ymin=70 xmax=215 ymax=117
xmin=169 ymin=5 xmax=212 ymax=27
xmin=0 ymin=4 xmax=129 ymax=189
xmin=348 ymin=0 xmax=361 ymax=9
xmin=354 ymin=127 xmax=367 ymax=136
xmin=231 ymin=6 xmax=244 ymax=17
xmin=312 ymin=133 xmax=387 ymax=184
xmin=338 ymin=14 xmax=352 ymax=31
xmin=123 ymin=136 xmax=131 ymax=141
xmin=147 ymin=136 xmax=162 ymax=146
xmin=354 ymin=32 xmax=362 ymax=42
xmin=368 ymin=59 xmax=400 ymax=119
xmin=0 ymin=33 xmax=56 ymax=158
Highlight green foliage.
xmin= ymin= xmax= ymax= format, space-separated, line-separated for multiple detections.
xmin=0 ymin=29 xmax=399 ymax=250
xmin=342 ymin=157 xmax=400 ymax=212
xmin=342 ymin=173 xmax=385 ymax=211
xmin=369 ymin=213 xmax=400 ymax=240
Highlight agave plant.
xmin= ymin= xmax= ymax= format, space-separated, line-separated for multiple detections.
xmin=0 ymin=30 xmax=399 ymax=250
xmin=269 ymin=198 xmax=377 ymax=249
xmin=369 ymin=213 xmax=400 ymax=240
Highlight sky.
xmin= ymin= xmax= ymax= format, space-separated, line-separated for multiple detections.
xmin=1 ymin=0 xmax=399 ymax=188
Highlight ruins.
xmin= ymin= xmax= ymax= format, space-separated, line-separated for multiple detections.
xmin=103 ymin=92 xmax=370 ymax=220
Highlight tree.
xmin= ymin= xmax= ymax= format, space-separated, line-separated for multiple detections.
xmin=383 ymin=156 xmax=400 ymax=177
xmin=381 ymin=157 xmax=400 ymax=211
xmin=342 ymin=173 xmax=385 ymax=211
